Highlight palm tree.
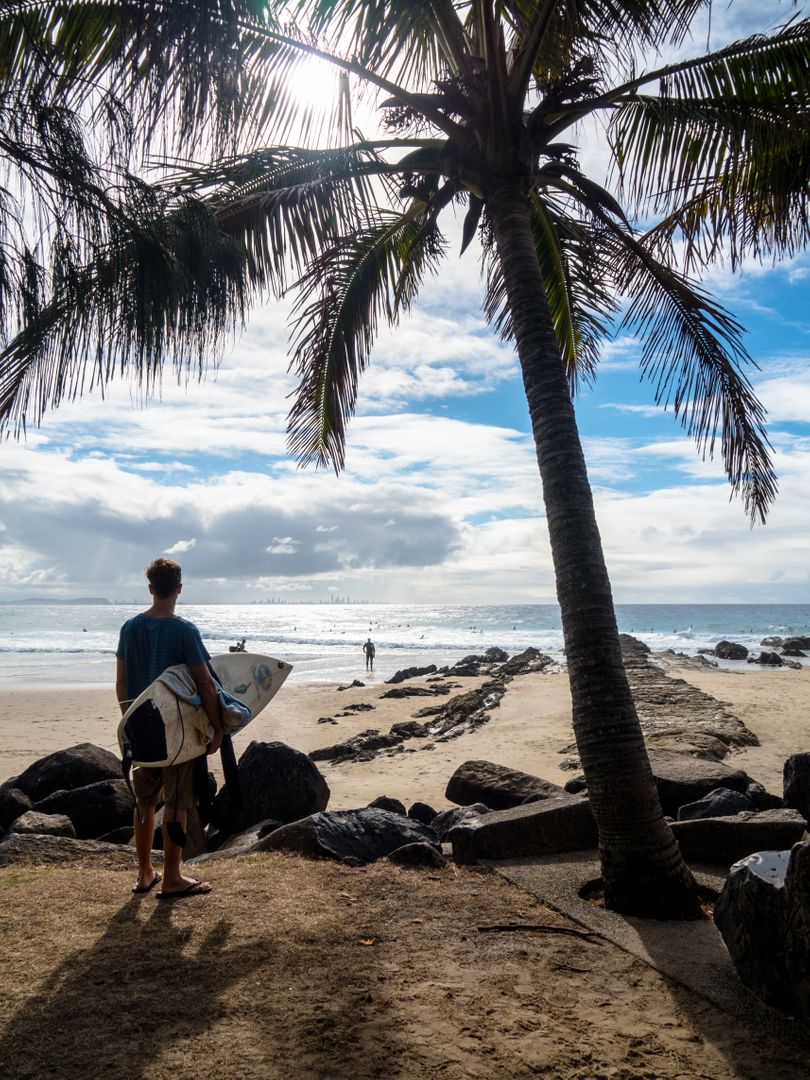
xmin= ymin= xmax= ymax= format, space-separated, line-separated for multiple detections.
xmin=2 ymin=2 xmax=809 ymax=916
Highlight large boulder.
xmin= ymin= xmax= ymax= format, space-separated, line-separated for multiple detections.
xmin=714 ymin=640 xmax=748 ymax=661
xmin=386 ymin=665 xmax=438 ymax=684
xmin=449 ymin=794 xmax=597 ymax=865
xmin=257 ymin=807 xmax=438 ymax=865
xmin=190 ymin=818 xmax=282 ymax=863
xmin=387 ymin=842 xmax=447 ymax=869
xmin=0 ymin=787 xmax=33 ymax=831
xmin=646 ymin=751 xmax=751 ymax=817
xmin=715 ymin=842 xmax=810 ymax=1017
xmin=408 ymin=802 xmax=438 ymax=826
xmin=368 ymin=795 xmax=406 ymax=816
xmin=784 ymin=753 xmax=810 ymax=821
xmin=782 ymin=636 xmax=810 ymax=650
xmin=11 ymin=811 xmax=76 ymax=837
xmin=677 ymin=787 xmax=756 ymax=821
xmin=33 ymin=779 xmax=134 ymax=839
xmin=670 ymin=809 xmax=807 ymax=863
xmin=748 ymin=651 xmax=783 ymax=666
xmin=446 ymin=760 xmax=565 ymax=810
xmin=5 ymin=744 xmax=121 ymax=802
xmin=0 ymin=832 xmax=138 ymax=867
xmin=211 ymin=740 xmax=330 ymax=834
xmin=430 ymin=804 xmax=490 ymax=840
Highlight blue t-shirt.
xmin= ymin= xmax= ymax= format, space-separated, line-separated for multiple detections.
xmin=116 ymin=613 xmax=210 ymax=703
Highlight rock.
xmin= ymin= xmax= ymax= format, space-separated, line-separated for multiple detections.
xmin=715 ymin=842 xmax=810 ymax=1017
xmin=98 ymin=826 xmax=135 ymax=844
xmin=10 ymin=811 xmax=76 ymax=837
xmin=407 ymin=802 xmax=438 ymax=826
xmin=449 ymin=794 xmax=597 ymax=864
xmin=390 ymin=721 xmax=429 ymax=740
xmin=677 ymin=787 xmax=757 ymax=820
xmin=670 ymin=809 xmax=807 ymax=863
xmin=387 ymin=842 xmax=446 ymax=868
xmin=33 ymin=779 xmax=134 ymax=839
xmin=6 ymin=743 xmax=121 ymax=802
xmin=0 ymin=787 xmax=33 ymax=831
xmin=439 ymin=654 xmax=493 ymax=677
xmin=784 ymin=753 xmax=810 ymax=820
xmin=619 ymin=634 xmax=651 ymax=655
xmin=563 ymin=776 xmax=588 ymax=795
xmin=258 ymin=807 xmax=439 ymax=865
xmin=760 ymin=636 xmax=784 ymax=647
xmin=0 ymin=832 xmax=139 ymax=867
xmin=337 ymin=680 xmax=365 ymax=691
xmin=430 ymin=804 xmax=490 ymax=840
xmin=310 ymin=730 xmax=401 ymax=763
xmin=748 ymin=651 xmax=784 ymax=666
xmin=190 ymin=818 xmax=283 ymax=863
xmin=497 ymin=648 xmax=555 ymax=676
xmin=413 ymin=684 xmax=505 ymax=734
xmin=211 ymin=740 xmax=330 ymax=835
xmin=380 ymin=686 xmax=444 ymax=699
xmin=646 ymin=751 xmax=752 ymax=817
xmin=317 ymin=716 xmax=338 ymax=725
xmin=714 ymin=640 xmax=748 ymax=660
xmin=386 ymin=665 xmax=438 ymax=684
xmin=368 ymin=795 xmax=407 ymax=816
xmin=745 ymin=781 xmax=784 ymax=811
xmin=337 ymin=703 xmax=375 ymax=714
xmin=446 ymin=760 xmax=565 ymax=810
xmin=783 ymin=636 xmax=810 ymax=650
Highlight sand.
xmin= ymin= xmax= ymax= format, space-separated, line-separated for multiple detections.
xmin=2 ymin=661 xmax=809 ymax=807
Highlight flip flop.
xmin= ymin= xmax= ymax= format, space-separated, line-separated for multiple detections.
xmin=132 ymin=873 xmax=162 ymax=894
xmin=156 ymin=879 xmax=212 ymax=900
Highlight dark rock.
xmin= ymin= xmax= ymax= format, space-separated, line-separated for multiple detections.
xmin=715 ymin=842 xmax=810 ymax=1017
xmin=563 ymin=776 xmax=588 ymax=796
xmin=745 ymin=781 xmax=784 ymax=811
xmin=414 ymin=683 xmax=507 ymax=739
xmin=431 ymin=804 xmax=489 ymax=840
xmin=449 ymin=795 xmax=597 ymax=864
xmin=211 ymin=740 xmax=330 ymax=834
xmin=714 ymin=640 xmax=748 ymax=660
xmin=337 ymin=703 xmax=375 ymax=714
xmin=646 ymin=750 xmax=752 ymax=817
xmin=439 ymin=654 xmax=492 ymax=677
xmin=407 ymin=802 xmax=438 ymax=826
xmin=317 ymin=716 xmax=338 ymax=725
xmin=337 ymin=680 xmax=365 ymax=691
xmin=782 ymin=647 xmax=806 ymax=657
xmin=190 ymin=818 xmax=283 ymax=863
xmin=760 ymin=636 xmax=784 ymax=648
xmin=257 ymin=807 xmax=438 ymax=865
xmin=309 ymin=742 xmax=353 ymax=762
xmin=9 ymin=743 xmax=121 ymax=802
xmin=782 ymin=636 xmax=810 ymax=650
xmin=386 ymin=665 xmax=438 ymax=684
xmin=446 ymin=759 xmax=565 ymax=810
xmin=368 ymin=795 xmax=407 ymax=816
xmin=619 ymin=633 xmax=651 ymax=655
xmin=0 ymin=832 xmax=139 ymax=867
xmin=11 ymin=811 xmax=76 ymax=837
xmin=98 ymin=826 xmax=135 ymax=845
xmin=387 ymin=842 xmax=446 ymax=868
xmin=497 ymin=647 xmax=555 ymax=676
xmin=381 ymin=686 xmax=443 ymax=699
xmin=0 ymin=787 xmax=33 ymax=831
xmin=747 ymin=651 xmax=784 ymax=666
xmin=677 ymin=787 xmax=756 ymax=821
xmin=390 ymin=721 xmax=429 ymax=740
xmin=670 ymin=808 xmax=807 ymax=863
xmin=33 ymin=779 xmax=134 ymax=839
xmin=784 ymin=753 xmax=810 ymax=820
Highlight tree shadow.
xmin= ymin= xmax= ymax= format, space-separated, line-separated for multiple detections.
xmin=0 ymin=896 xmax=269 ymax=1079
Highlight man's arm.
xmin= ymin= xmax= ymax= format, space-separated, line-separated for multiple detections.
xmin=116 ymin=659 xmax=129 ymax=716
xmin=189 ymin=662 xmax=225 ymax=755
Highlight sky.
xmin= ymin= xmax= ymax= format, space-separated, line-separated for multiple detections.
xmin=1 ymin=1 xmax=808 ymax=606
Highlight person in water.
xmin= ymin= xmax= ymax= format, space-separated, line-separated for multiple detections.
xmin=363 ymin=637 xmax=376 ymax=671
xmin=116 ymin=557 xmax=223 ymax=899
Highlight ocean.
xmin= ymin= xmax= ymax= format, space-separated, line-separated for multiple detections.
xmin=0 ymin=602 xmax=808 ymax=687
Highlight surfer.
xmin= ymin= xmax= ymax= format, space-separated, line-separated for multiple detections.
xmin=116 ymin=557 xmax=223 ymax=899
xmin=363 ymin=637 xmax=376 ymax=671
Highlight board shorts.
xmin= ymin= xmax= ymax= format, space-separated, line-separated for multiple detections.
xmin=133 ymin=761 xmax=195 ymax=812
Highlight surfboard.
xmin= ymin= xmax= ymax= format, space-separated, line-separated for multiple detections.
xmin=118 ymin=653 xmax=292 ymax=768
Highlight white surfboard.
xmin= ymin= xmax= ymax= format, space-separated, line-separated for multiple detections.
xmin=118 ymin=652 xmax=292 ymax=768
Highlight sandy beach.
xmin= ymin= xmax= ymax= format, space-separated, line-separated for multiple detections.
xmin=2 ymin=660 xmax=808 ymax=806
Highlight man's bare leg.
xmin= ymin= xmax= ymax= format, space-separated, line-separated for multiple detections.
xmin=133 ymin=805 xmax=160 ymax=891
xmin=159 ymin=807 xmax=211 ymax=895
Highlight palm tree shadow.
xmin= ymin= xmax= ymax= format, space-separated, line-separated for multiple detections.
xmin=0 ymin=896 xmax=269 ymax=1079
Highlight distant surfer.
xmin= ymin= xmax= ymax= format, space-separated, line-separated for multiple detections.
xmin=229 ymin=638 xmax=247 ymax=653
xmin=363 ymin=637 xmax=376 ymax=671
xmin=116 ymin=557 xmax=223 ymax=899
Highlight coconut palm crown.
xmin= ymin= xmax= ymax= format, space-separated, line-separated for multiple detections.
xmin=1 ymin=1 xmax=809 ymax=915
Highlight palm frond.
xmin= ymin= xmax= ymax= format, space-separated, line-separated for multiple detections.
xmin=602 ymin=223 xmax=776 ymax=523
xmin=287 ymin=205 xmax=448 ymax=470
xmin=609 ymin=18 xmax=810 ymax=264
xmin=483 ymin=192 xmax=615 ymax=391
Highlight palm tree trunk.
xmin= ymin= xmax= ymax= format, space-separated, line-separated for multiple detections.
xmin=486 ymin=177 xmax=700 ymax=918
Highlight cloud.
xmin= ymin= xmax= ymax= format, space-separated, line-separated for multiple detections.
xmin=164 ymin=538 xmax=197 ymax=554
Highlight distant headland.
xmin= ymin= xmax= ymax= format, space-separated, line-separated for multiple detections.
xmin=0 ymin=597 xmax=111 ymax=606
